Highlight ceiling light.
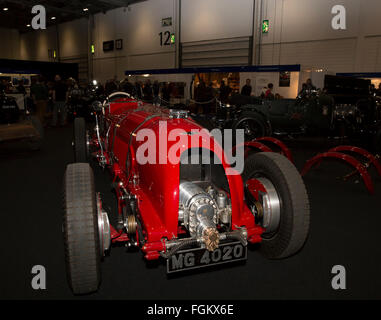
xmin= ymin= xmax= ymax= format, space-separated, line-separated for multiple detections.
xmin=51 ymin=17 xmax=56 ymax=20
xmin=26 ymin=24 xmax=31 ymax=27
xmin=83 ymin=8 xmax=89 ymax=12
xmin=3 ymin=8 xmax=8 ymax=11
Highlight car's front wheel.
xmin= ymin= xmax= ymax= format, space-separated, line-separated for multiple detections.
xmin=242 ymin=152 xmax=310 ymax=259
xmin=63 ymin=163 xmax=101 ymax=294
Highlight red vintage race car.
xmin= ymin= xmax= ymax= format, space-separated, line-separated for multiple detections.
xmin=63 ymin=92 xmax=310 ymax=295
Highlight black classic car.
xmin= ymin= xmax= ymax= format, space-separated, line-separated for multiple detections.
xmin=192 ymin=76 xmax=381 ymax=153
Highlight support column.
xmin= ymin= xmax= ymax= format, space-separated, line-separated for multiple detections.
xmin=88 ymin=14 xmax=94 ymax=82
xmin=253 ymin=0 xmax=264 ymax=65
xmin=175 ymin=0 xmax=182 ymax=68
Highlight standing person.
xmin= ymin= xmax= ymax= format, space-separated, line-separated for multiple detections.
xmin=143 ymin=79 xmax=153 ymax=102
xmin=96 ymin=82 xmax=105 ymax=96
xmin=153 ymin=80 xmax=160 ymax=105
xmin=122 ymin=78 xmax=134 ymax=96
xmin=241 ymin=79 xmax=252 ymax=96
xmin=30 ymin=76 xmax=49 ymax=126
xmin=265 ymin=83 xmax=275 ymax=100
xmin=105 ymin=79 xmax=118 ymax=96
xmin=46 ymin=81 xmax=55 ymax=121
xmin=370 ymin=84 xmax=376 ymax=95
xmin=306 ymin=78 xmax=316 ymax=91
xmin=16 ymin=80 xmax=26 ymax=95
xmin=376 ymin=83 xmax=381 ymax=96
xmin=0 ymin=79 xmax=6 ymax=93
xmin=219 ymin=80 xmax=231 ymax=104
xmin=52 ymin=75 xmax=68 ymax=127
xmin=204 ymin=82 xmax=215 ymax=114
xmin=195 ymin=81 xmax=206 ymax=113
xmin=298 ymin=83 xmax=308 ymax=97
xmin=135 ymin=82 xmax=143 ymax=99
xmin=161 ymin=82 xmax=171 ymax=107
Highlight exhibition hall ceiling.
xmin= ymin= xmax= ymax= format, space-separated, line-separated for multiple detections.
xmin=0 ymin=0 xmax=146 ymax=32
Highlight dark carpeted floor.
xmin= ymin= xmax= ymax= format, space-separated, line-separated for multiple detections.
xmin=0 ymin=126 xmax=380 ymax=300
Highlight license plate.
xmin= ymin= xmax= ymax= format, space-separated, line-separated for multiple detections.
xmin=167 ymin=241 xmax=247 ymax=274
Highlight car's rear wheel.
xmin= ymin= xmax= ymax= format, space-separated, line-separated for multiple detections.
xmin=73 ymin=117 xmax=89 ymax=162
xmin=63 ymin=163 xmax=101 ymax=294
xmin=242 ymin=152 xmax=310 ymax=259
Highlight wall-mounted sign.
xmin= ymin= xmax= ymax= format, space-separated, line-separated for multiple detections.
xmin=103 ymin=40 xmax=114 ymax=52
xmin=262 ymin=19 xmax=269 ymax=33
xmin=48 ymin=49 xmax=57 ymax=60
xmin=115 ymin=39 xmax=123 ymax=50
xmin=162 ymin=17 xmax=172 ymax=27
xmin=279 ymin=71 xmax=291 ymax=87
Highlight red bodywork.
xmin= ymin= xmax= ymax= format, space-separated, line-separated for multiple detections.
xmin=231 ymin=138 xmax=294 ymax=162
xmin=93 ymin=98 xmax=263 ymax=259
xmin=302 ymin=151 xmax=375 ymax=194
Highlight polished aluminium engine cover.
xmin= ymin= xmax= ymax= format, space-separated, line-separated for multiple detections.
xmin=179 ymin=181 xmax=219 ymax=250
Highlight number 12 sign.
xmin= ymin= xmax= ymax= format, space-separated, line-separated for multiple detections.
xmin=159 ymin=31 xmax=175 ymax=46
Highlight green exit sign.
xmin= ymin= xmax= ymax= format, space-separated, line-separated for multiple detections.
xmin=262 ymin=20 xmax=269 ymax=33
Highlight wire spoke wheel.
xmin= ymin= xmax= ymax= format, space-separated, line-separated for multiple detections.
xmin=233 ymin=113 xmax=269 ymax=142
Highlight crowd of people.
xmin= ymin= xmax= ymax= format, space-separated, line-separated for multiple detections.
xmin=241 ymin=79 xmax=281 ymax=100
xmin=1 ymin=75 xmax=71 ymax=127
xmin=2 ymin=74 xmax=381 ymax=124
xmin=100 ymin=78 xmax=172 ymax=106
xmin=29 ymin=75 xmax=71 ymax=127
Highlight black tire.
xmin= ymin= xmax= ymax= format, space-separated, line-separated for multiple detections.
xmin=233 ymin=112 xmax=271 ymax=141
xmin=242 ymin=152 xmax=310 ymax=259
xmin=63 ymin=163 xmax=101 ymax=294
xmin=28 ymin=116 xmax=44 ymax=150
xmin=73 ymin=117 xmax=88 ymax=162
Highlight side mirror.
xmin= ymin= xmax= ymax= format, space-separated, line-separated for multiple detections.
xmin=92 ymin=101 xmax=103 ymax=112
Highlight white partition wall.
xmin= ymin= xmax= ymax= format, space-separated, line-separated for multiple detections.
xmin=8 ymin=0 xmax=381 ymax=83
xmin=180 ymin=0 xmax=254 ymax=67
xmin=181 ymin=0 xmax=254 ymax=43
xmin=257 ymin=0 xmax=381 ymax=73
xmin=0 ymin=28 xmax=20 ymax=60
xmin=92 ymin=0 xmax=177 ymax=83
